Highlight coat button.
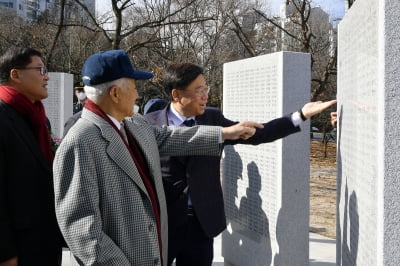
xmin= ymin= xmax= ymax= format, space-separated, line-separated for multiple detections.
xmin=154 ymin=258 xmax=159 ymax=265
xmin=148 ymin=224 xmax=153 ymax=232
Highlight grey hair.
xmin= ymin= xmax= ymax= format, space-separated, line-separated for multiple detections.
xmin=84 ymin=78 xmax=129 ymax=103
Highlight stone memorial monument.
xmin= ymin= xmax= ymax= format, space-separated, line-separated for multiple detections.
xmin=221 ymin=51 xmax=310 ymax=266
xmin=337 ymin=0 xmax=400 ymax=265
xmin=42 ymin=72 xmax=73 ymax=138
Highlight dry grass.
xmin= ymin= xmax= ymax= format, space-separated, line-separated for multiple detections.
xmin=309 ymin=140 xmax=337 ymax=239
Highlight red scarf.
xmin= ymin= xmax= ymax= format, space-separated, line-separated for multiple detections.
xmin=0 ymin=85 xmax=54 ymax=165
xmin=84 ymin=100 xmax=163 ymax=264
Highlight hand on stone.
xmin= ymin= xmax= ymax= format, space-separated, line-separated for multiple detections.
xmin=301 ymin=100 xmax=337 ymax=119
xmin=222 ymin=121 xmax=264 ymax=140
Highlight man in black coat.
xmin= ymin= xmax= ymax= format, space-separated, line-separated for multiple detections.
xmin=0 ymin=47 xmax=64 ymax=265
xmin=145 ymin=63 xmax=336 ymax=266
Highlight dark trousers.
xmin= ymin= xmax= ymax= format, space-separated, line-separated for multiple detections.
xmin=167 ymin=208 xmax=214 ymax=266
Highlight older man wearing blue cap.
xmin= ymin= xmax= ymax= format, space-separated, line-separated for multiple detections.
xmin=53 ymin=50 xmax=262 ymax=265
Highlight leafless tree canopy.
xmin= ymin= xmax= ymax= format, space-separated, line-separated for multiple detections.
xmin=0 ymin=0 xmax=337 ymax=118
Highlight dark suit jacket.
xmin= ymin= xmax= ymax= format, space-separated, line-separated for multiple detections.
xmin=145 ymin=105 xmax=301 ymax=238
xmin=0 ymin=100 xmax=63 ymax=265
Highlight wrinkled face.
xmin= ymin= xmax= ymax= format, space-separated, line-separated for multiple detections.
xmin=173 ymin=74 xmax=209 ymax=117
xmin=13 ymin=55 xmax=49 ymax=103
xmin=119 ymin=78 xmax=138 ymax=118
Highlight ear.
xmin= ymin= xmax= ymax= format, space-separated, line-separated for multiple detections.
xmin=171 ymin=89 xmax=181 ymax=102
xmin=109 ymin=86 xmax=120 ymax=103
xmin=10 ymin=69 xmax=22 ymax=83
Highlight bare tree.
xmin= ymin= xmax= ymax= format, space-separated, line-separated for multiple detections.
xmin=0 ymin=7 xmax=61 ymax=65
xmin=252 ymin=1 xmax=337 ymax=104
xmin=130 ymin=0 xmax=232 ymax=108
xmin=0 ymin=0 xmax=338 ymax=115
xmin=222 ymin=0 xmax=337 ymax=102
xmin=52 ymin=0 xmax=214 ymax=51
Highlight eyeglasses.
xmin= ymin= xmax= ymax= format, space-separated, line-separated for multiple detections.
xmin=189 ymin=87 xmax=210 ymax=97
xmin=16 ymin=66 xmax=48 ymax=76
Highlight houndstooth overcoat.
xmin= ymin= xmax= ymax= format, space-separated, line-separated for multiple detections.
xmin=53 ymin=109 xmax=222 ymax=266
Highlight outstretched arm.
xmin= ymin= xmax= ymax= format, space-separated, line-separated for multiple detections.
xmin=221 ymin=121 xmax=264 ymax=140
xmin=301 ymin=100 xmax=337 ymax=119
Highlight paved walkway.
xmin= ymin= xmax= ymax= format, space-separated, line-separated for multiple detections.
xmin=308 ymin=233 xmax=336 ymax=266
xmin=62 ymin=232 xmax=335 ymax=265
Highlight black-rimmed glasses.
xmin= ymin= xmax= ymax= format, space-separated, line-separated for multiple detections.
xmin=16 ymin=66 xmax=48 ymax=76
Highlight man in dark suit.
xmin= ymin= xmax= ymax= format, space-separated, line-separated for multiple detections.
xmin=0 ymin=47 xmax=64 ymax=265
xmin=145 ymin=63 xmax=337 ymax=266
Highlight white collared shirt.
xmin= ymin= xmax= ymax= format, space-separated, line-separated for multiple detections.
xmin=168 ymin=104 xmax=195 ymax=126
xmin=107 ymin=114 xmax=123 ymax=129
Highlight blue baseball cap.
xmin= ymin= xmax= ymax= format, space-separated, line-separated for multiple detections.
xmin=82 ymin=50 xmax=153 ymax=86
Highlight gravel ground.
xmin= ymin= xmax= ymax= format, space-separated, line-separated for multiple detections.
xmin=310 ymin=140 xmax=337 ymax=239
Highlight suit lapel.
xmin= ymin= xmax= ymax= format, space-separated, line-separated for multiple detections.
xmin=125 ymin=116 xmax=167 ymax=203
xmin=125 ymin=116 xmax=159 ymax=179
xmin=0 ymin=102 xmax=51 ymax=173
xmin=139 ymin=108 xmax=170 ymax=183
xmin=82 ymin=110 xmax=148 ymax=196
xmin=155 ymin=106 xmax=170 ymax=126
